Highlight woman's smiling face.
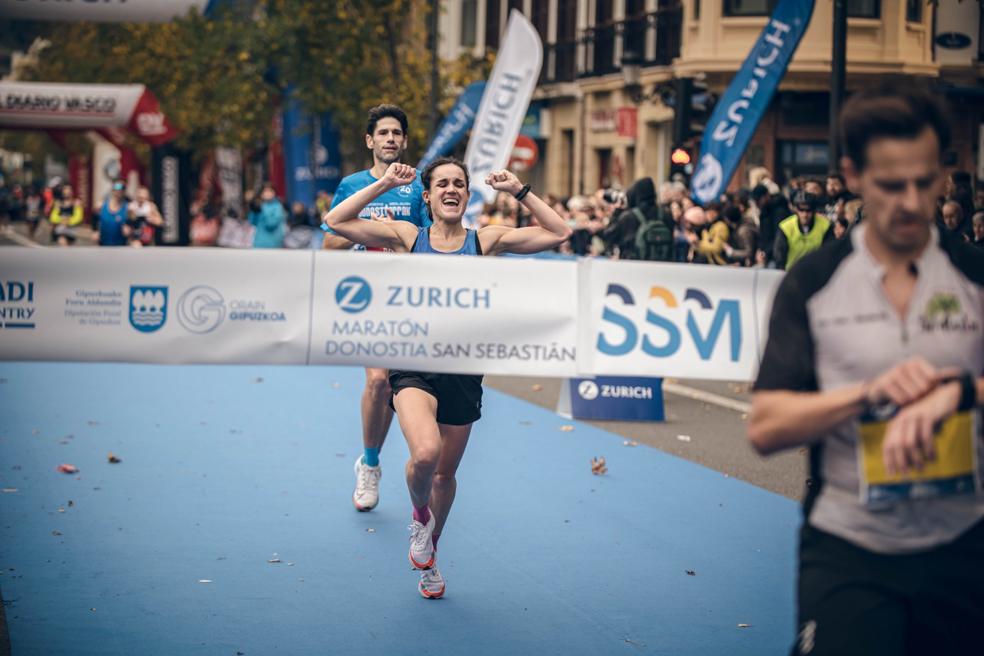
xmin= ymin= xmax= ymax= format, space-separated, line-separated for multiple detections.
xmin=424 ymin=163 xmax=470 ymax=222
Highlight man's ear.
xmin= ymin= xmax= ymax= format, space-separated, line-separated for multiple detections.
xmin=365 ymin=134 xmax=373 ymax=149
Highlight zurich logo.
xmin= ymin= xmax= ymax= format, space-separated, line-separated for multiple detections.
xmin=692 ymin=154 xmax=724 ymax=204
xmin=177 ymin=285 xmax=226 ymax=334
xmin=577 ymin=380 xmax=600 ymax=400
xmin=129 ymin=286 xmax=167 ymax=333
xmin=335 ymin=276 xmax=372 ymax=314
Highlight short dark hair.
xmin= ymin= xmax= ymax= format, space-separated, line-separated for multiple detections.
xmin=951 ymin=170 xmax=972 ymax=188
xmin=366 ymin=104 xmax=409 ymax=136
xmin=825 ymin=173 xmax=845 ymax=185
xmin=840 ymin=82 xmax=951 ymax=171
xmin=421 ymin=156 xmax=470 ymax=192
xmin=793 ymin=190 xmax=820 ymax=210
xmin=750 ymin=184 xmax=770 ymax=200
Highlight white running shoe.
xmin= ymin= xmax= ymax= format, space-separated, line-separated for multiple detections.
xmin=419 ymin=565 xmax=445 ymax=599
xmin=408 ymin=511 xmax=436 ymax=569
xmin=352 ymin=456 xmax=381 ymax=512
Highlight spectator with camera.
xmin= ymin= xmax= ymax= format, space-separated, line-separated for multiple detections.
xmin=774 ymin=190 xmax=834 ymax=270
xmin=124 ymin=186 xmax=164 ymax=247
xmin=599 ymin=180 xmax=650 ymax=260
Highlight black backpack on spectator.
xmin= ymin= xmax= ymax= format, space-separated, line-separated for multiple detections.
xmin=632 ymin=206 xmax=674 ymax=262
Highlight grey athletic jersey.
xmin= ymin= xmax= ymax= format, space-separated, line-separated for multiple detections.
xmin=755 ymin=224 xmax=984 ymax=554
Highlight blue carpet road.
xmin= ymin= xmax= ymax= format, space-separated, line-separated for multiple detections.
xmin=0 ymin=363 xmax=800 ymax=655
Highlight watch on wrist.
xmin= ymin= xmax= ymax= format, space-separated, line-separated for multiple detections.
xmin=940 ymin=371 xmax=978 ymax=413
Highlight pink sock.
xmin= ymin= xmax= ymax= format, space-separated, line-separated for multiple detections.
xmin=412 ymin=505 xmax=431 ymax=525
xmin=432 ymin=533 xmax=441 ymax=549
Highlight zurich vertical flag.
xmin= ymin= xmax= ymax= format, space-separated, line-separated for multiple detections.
xmin=691 ymin=0 xmax=815 ymax=205
xmin=418 ymin=82 xmax=487 ymax=170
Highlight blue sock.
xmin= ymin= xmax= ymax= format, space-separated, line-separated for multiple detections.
xmin=363 ymin=447 xmax=380 ymax=467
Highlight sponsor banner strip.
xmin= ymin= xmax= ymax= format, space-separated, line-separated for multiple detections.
xmin=0 ymin=249 xmax=782 ymax=381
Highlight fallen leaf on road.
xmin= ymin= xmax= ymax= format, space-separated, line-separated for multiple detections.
xmin=591 ymin=456 xmax=607 ymax=475
xmin=56 ymin=464 xmax=78 ymax=474
xmin=107 ymin=453 xmax=122 ymax=464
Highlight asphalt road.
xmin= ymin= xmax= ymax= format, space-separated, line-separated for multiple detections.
xmin=486 ymin=375 xmax=807 ymax=500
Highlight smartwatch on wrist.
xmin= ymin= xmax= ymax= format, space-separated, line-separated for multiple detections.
xmin=940 ymin=371 xmax=978 ymax=412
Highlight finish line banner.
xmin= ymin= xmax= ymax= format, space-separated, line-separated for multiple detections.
xmin=0 ymin=249 xmax=782 ymax=381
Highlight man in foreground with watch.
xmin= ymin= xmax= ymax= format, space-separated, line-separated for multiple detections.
xmin=748 ymin=83 xmax=983 ymax=655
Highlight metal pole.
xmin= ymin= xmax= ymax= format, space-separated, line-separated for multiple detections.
xmin=429 ymin=0 xmax=440 ymax=141
xmin=829 ymin=0 xmax=847 ymax=172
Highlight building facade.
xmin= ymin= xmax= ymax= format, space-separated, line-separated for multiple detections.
xmin=442 ymin=0 xmax=983 ymax=198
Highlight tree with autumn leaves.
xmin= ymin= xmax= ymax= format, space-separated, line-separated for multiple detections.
xmin=12 ymin=0 xmax=490 ymax=171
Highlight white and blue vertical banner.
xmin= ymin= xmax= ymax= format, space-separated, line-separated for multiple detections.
xmin=418 ymin=82 xmax=487 ymax=170
xmin=691 ymin=0 xmax=815 ymax=205
xmin=0 ymin=250 xmax=784 ymax=382
xmin=282 ymin=97 xmax=343 ymax=209
xmin=0 ymin=0 xmax=229 ymax=21
xmin=462 ymin=10 xmax=543 ymax=227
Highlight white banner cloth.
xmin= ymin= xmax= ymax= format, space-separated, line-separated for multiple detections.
xmin=0 ymin=249 xmax=784 ymax=381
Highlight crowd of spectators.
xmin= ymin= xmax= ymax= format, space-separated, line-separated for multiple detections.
xmin=509 ymin=165 xmax=984 ymax=268
xmin=2 ymin=167 xmax=982 ymax=258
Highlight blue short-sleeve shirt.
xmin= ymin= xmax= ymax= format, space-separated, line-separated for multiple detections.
xmin=321 ymin=169 xmax=428 ymax=234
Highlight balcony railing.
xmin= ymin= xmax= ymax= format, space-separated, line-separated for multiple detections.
xmin=539 ymin=4 xmax=682 ymax=85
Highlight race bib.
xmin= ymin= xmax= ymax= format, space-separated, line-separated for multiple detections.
xmin=858 ymin=411 xmax=979 ymax=507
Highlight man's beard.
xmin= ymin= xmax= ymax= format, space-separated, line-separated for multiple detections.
xmin=376 ymin=147 xmax=402 ymax=165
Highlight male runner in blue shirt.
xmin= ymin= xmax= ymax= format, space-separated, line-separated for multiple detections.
xmin=322 ymin=104 xmax=427 ymax=511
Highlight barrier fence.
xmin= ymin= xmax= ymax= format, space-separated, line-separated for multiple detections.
xmin=0 ymin=249 xmax=783 ymax=381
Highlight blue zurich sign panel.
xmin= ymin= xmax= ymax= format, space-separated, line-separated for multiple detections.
xmin=570 ymin=376 xmax=665 ymax=422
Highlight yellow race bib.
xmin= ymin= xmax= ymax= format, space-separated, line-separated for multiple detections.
xmin=858 ymin=411 xmax=979 ymax=507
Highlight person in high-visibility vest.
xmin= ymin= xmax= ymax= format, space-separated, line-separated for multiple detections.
xmin=48 ymin=184 xmax=85 ymax=247
xmin=774 ymin=190 xmax=834 ymax=270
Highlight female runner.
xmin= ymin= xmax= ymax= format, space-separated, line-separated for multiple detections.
xmin=325 ymin=157 xmax=572 ymax=598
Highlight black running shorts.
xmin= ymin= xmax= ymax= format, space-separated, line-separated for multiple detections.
xmin=389 ymin=370 xmax=483 ymax=426
xmin=792 ymin=519 xmax=984 ymax=656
